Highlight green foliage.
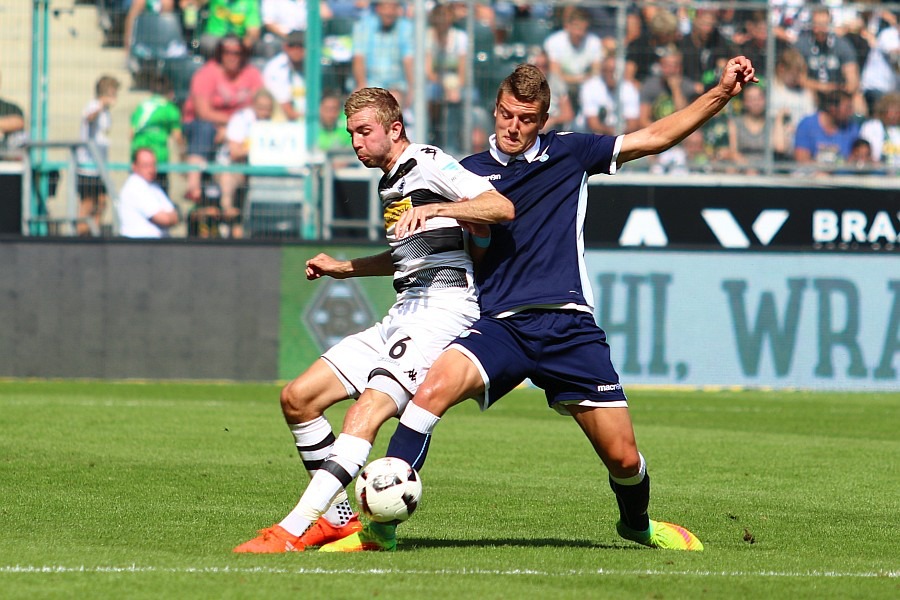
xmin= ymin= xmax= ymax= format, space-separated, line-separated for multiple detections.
xmin=0 ymin=381 xmax=897 ymax=598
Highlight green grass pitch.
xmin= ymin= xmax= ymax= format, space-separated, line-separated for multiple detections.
xmin=0 ymin=380 xmax=897 ymax=598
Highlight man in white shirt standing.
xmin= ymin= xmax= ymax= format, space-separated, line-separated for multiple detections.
xmin=262 ymin=30 xmax=306 ymax=121
xmin=117 ymin=147 xmax=179 ymax=238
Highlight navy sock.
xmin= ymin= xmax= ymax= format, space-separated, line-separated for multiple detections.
xmin=609 ymin=472 xmax=651 ymax=532
xmin=386 ymin=422 xmax=432 ymax=471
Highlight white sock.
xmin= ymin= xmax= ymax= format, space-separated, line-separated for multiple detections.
xmin=289 ymin=417 xmax=355 ymax=526
xmin=279 ymin=434 xmax=373 ymax=536
xmin=399 ymin=402 xmax=441 ymax=434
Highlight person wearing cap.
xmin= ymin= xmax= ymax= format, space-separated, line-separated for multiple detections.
xmin=262 ymin=29 xmax=307 ymax=121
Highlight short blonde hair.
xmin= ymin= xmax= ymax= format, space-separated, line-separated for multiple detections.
xmin=344 ymin=87 xmax=407 ymax=139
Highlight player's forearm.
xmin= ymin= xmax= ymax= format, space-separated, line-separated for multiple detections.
xmin=348 ymin=250 xmax=395 ymax=277
xmin=434 ymin=190 xmax=514 ymax=224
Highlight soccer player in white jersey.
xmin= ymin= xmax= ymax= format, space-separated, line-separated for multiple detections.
xmin=234 ymin=87 xmax=514 ymax=553
xmin=322 ymin=58 xmax=758 ymax=552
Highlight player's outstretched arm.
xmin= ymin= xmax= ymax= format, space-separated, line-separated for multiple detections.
xmin=306 ymin=250 xmax=394 ymax=280
xmin=617 ymin=56 xmax=758 ymax=165
xmin=394 ymin=190 xmax=514 ymax=239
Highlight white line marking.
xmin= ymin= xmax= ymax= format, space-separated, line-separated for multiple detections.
xmin=1 ymin=566 xmax=896 ymax=578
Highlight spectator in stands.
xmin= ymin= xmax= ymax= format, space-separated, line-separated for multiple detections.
xmin=651 ymin=130 xmax=714 ymax=175
xmin=638 ymin=45 xmax=701 ymax=128
xmin=182 ymin=35 xmax=263 ymax=202
xmin=770 ymin=48 xmax=817 ymax=160
xmin=130 ymin=73 xmax=184 ymax=194
xmin=263 ymin=30 xmax=307 ymax=121
xmin=794 ymin=90 xmax=861 ymax=169
xmin=794 ymin=8 xmax=860 ymax=101
xmin=543 ymin=7 xmax=603 ymax=112
xmin=678 ymin=9 xmax=732 ymax=90
xmin=0 ymin=71 xmax=26 ymax=159
xmin=860 ymin=20 xmax=900 ymax=115
xmin=527 ymin=48 xmax=574 ymax=131
xmin=118 ymin=147 xmax=180 ymax=238
xmin=723 ymin=84 xmax=788 ymax=175
xmin=425 ymin=2 xmax=469 ymax=153
xmin=199 ymin=0 xmax=262 ymax=58
xmin=76 ymin=75 xmax=120 ymax=237
xmin=626 ymin=9 xmax=680 ymax=83
xmin=351 ymin=0 xmax=414 ymax=108
xmin=215 ymin=89 xmax=276 ymax=239
xmin=262 ymin=1 xmax=333 ymax=39
xmin=578 ymin=56 xmax=640 ymax=135
xmin=844 ymin=137 xmax=880 ymax=173
xmin=123 ymin=0 xmax=176 ymax=51
xmin=737 ymin=11 xmax=769 ymax=79
xmin=859 ymin=92 xmax=900 ymax=168
xmin=317 ymin=91 xmax=352 ymax=157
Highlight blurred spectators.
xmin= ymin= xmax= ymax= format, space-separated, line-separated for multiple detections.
xmin=638 ymin=45 xmax=701 ymax=129
xmin=261 ymin=0 xmax=333 ymax=39
xmin=736 ymin=10 xmax=769 ymax=79
xmin=216 ymin=88 xmax=276 ymax=239
xmin=182 ymin=35 xmax=263 ymax=202
xmin=199 ymin=0 xmax=262 ymax=58
xmin=262 ymin=30 xmax=307 ymax=121
xmin=544 ymin=7 xmax=603 ymax=112
xmin=770 ymin=48 xmax=817 ymax=159
xmin=723 ymin=84 xmax=788 ymax=175
xmin=678 ymin=9 xmax=732 ymax=90
xmin=76 ymin=75 xmax=120 ymax=237
xmin=860 ymin=20 xmax=900 ymax=114
xmin=527 ymin=48 xmax=574 ymax=131
xmin=425 ymin=2 xmax=469 ymax=153
xmin=118 ymin=147 xmax=180 ymax=238
xmin=0 ymin=71 xmax=26 ymax=159
xmin=651 ymin=130 xmax=714 ymax=175
xmin=130 ymin=73 xmax=184 ymax=193
xmin=794 ymin=90 xmax=861 ymax=169
xmin=317 ymin=91 xmax=352 ymax=157
xmin=578 ymin=56 xmax=640 ymax=135
xmin=626 ymin=9 xmax=680 ymax=83
xmin=859 ymin=92 xmax=900 ymax=168
xmin=351 ymin=0 xmax=414 ymax=108
xmin=794 ymin=7 xmax=860 ymax=100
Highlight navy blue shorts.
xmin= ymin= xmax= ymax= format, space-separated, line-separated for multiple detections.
xmin=449 ymin=309 xmax=627 ymax=411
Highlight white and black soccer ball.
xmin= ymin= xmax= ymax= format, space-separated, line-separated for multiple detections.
xmin=355 ymin=457 xmax=422 ymax=524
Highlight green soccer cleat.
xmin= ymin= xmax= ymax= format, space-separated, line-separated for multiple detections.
xmin=617 ymin=520 xmax=704 ymax=551
xmin=318 ymin=523 xmax=397 ymax=553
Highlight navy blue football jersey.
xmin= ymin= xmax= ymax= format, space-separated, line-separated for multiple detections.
xmin=461 ymin=131 xmax=620 ymax=317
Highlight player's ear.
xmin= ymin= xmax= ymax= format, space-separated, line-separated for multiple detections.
xmin=390 ymin=120 xmax=404 ymax=142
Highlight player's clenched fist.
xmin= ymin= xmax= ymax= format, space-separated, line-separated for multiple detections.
xmin=306 ymin=253 xmax=351 ymax=280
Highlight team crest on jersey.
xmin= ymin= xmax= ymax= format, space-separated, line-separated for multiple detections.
xmin=384 ymin=196 xmax=413 ymax=230
xmin=458 ymin=328 xmax=481 ymax=338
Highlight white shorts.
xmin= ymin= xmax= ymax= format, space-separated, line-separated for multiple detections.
xmin=322 ymin=294 xmax=479 ymax=411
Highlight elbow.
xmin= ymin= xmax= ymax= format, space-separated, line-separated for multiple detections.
xmin=498 ymin=198 xmax=515 ymax=222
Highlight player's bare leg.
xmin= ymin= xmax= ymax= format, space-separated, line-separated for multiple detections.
xmin=234 ymin=359 xmax=363 ymax=553
xmin=570 ymin=405 xmax=703 ymax=551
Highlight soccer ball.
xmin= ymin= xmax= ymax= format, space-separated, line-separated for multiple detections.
xmin=354 ymin=457 xmax=422 ymax=524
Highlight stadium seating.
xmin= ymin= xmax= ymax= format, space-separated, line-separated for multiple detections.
xmin=162 ymin=55 xmax=203 ymax=107
xmin=128 ymin=12 xmax=188 ymax=89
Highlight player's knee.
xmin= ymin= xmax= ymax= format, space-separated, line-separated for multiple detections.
xmin=279 ymin=379 xmax=316 ymax=422
xmin=414 ymin=375 xmax=459 ymax=416
xmin=606 ymin=447 xmax=642 ymax=479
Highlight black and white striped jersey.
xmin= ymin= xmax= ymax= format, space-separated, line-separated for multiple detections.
xmin=379 ymin=143 xmax=495 ymax=300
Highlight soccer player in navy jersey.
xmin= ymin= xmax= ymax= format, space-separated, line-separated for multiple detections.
xmin=322 ymin=56 xmax=757 ymax=552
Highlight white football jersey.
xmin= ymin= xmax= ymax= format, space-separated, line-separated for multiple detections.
xmin=379 ymin=143 xmax=494 ymax=301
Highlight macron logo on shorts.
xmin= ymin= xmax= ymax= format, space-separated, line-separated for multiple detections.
xmin=597 ymin=383 xmax=622 ymax=392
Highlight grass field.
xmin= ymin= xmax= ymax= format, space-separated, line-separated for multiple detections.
xmin=0 ymin=380 xmax=897 ymax=599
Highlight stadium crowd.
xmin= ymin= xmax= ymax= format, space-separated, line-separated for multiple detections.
xmin=38 ymin=1 xmax=900 ymax=237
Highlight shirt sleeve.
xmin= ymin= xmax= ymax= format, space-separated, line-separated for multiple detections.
xmin=419 ymin=146 xmax=494 ymax=201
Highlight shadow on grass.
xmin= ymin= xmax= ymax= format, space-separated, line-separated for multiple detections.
xmin=400 ymin=537 xmax=630 ymax=550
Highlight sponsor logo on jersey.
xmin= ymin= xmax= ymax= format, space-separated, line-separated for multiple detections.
xmin=486 ymin=174 xmax=501 ymax=181
xmin=384 ymin=196 xmax=413 ymax=230
xmin=597 ymin=383 xmax=622 ymax=392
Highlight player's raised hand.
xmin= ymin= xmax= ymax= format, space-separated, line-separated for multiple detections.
xmin=719 ymin=56 xmax=758 ymax=98
xmin=306 ymin=253 xmax=351 ymax=280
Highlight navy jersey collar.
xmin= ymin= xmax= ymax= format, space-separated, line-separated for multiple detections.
xmin=489 ymin=134 xmax=543 ymax=166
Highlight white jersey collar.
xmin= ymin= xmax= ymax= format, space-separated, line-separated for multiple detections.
xmin=489 ymin=134 xmax=542 ymax=166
